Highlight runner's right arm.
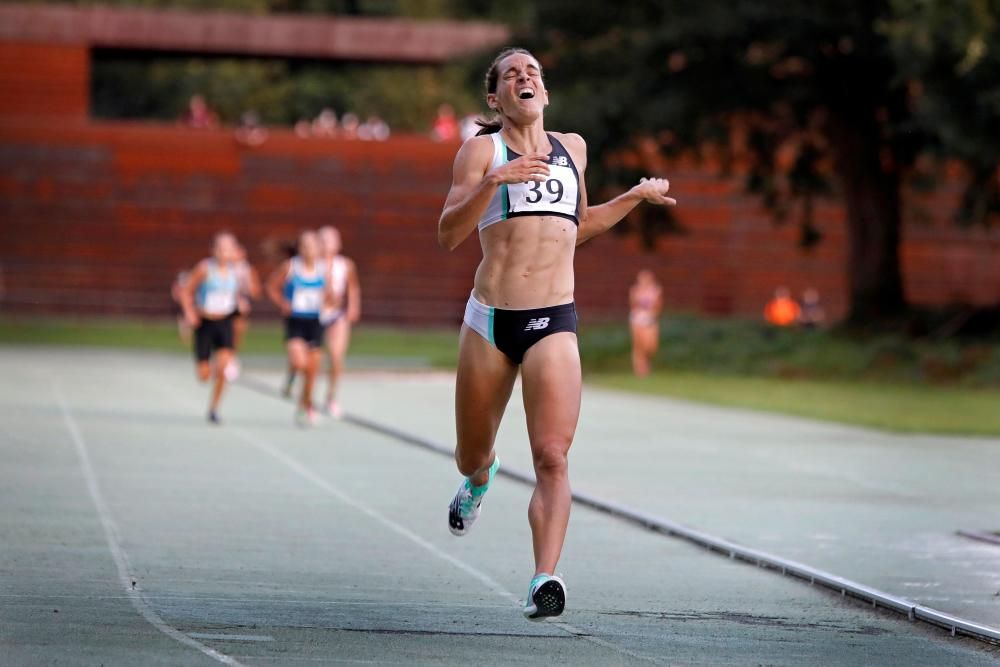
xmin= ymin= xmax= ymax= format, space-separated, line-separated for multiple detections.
xmin=266 ymin=260 xmax=292 ymax=316
xmin=179 ymin=262 xmax=207 ymax=328
xmin=437 ymin=136 xmax=551 ymax=251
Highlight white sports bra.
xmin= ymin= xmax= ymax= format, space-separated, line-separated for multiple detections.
xmin=478 ymin=132 xmax=581 ymax=230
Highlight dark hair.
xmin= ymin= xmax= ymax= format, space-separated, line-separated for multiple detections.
xmin=475 ymin=47 xmax=540 ymax=136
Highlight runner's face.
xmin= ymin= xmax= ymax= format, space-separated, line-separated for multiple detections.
xmin=490 ymin=53 xmax=547 ymax=122
xmin=214 ymin=236 xmax=236 ymax=263
xmin=320 ymin=230 xmax=341 ymax=256
xmin=299 ymin=234 xmax=318 ymax=261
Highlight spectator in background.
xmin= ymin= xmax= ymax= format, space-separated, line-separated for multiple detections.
xmin=294 ymin=119 xmax=313 ymax=138
xmin=764 ymin=286 xmax=801 ymax=327
xmin=181 ymin=94 xmax=219 ymax=130
xmin=629 ymin=269 xmax=663 ymax=377
xmin=459 ymin=113 xmax=480 ymax=142
xmin=340 ymin=112 xmax=360 ymax=139
xmin=431 ymin=103 xmax=459 ymax=142
xmin=312 ymin=108 xmax=339 ymax=137
xmin=235 ymin=110 xmax=268 ymax=147
xmin=358 ymin=114 xmax=390 ymax=141
xmin=799 ymin=287 xmax=827 ymax=329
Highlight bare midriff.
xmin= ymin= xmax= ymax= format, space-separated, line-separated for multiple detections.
xmin=473 ymin=215 xmax=577 ymax=309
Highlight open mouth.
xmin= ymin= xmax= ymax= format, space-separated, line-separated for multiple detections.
xmin=518 ymin=87 xmax=535 ymax=100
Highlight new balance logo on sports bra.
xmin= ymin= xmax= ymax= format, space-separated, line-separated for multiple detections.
xmin=524 ymin=317 xmax=551 ymax=332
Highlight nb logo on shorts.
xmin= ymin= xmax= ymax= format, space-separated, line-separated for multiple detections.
xmin=524 ymin=317 xmax=551 ymax=332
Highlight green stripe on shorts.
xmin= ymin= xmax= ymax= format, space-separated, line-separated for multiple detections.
xmin=487 ymin=306 xmax=495 ymax=346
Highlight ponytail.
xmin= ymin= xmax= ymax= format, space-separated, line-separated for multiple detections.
xmin=475 ymin=116 xmax=503 ymax=135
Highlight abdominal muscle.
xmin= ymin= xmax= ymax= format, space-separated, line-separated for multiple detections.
xmin=472 ymin=215 xmax=577 ymax=309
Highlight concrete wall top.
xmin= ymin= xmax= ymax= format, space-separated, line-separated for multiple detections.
xmin=0 ymin=3 xmax=509 ymax=62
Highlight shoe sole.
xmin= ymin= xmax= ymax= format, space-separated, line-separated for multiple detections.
xmin=448 ymin=504 xmax=479 ymax=536
xmin=525 ymin=579 xmax=565 ymax=620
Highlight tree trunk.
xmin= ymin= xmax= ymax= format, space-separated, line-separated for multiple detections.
xmin=830 ymin=113 xmax=907 ymax=325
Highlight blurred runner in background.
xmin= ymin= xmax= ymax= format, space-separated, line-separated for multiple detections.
xmin=170 ymin=269 xmax=192 ymax=345
xmin=268 ymin=231 xmax=333 ymax=427
xmin=629 ymin=269 xmax=663 ymax=377
xmin=178 ymin=232 xmax=241 ymax=424
xmin=318 ymin=226 xmax=362 ymax=418
xmin=228 ymin=243 xmax=261 ymax=381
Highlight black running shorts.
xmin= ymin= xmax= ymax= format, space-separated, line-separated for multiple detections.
xmin=284 ymin=316 xmax=324 ymax=348
xmin=194 ymin=315 xmax=235 ymax=362
xmin=464 ymin=294 xmax=578 ymax=365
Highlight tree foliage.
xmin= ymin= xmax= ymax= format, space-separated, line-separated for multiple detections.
xmin=518 ymin=0 xmax=998 ymax=322
xmin=92 ymin=55 xmax=479 ymax=131
xmin=882 ymin=0 xmax=1000 ymax=226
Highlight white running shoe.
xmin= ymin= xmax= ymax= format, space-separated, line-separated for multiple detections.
xmin=295 ymin=406 xmax=317 ymax=428
xmin=325 ymin=400 xmax=343 ymax=419
xmin=224 ymin=358 xmax=241 ymax=382
xmin=523 ymin=574 xmax=566 ymax=621
xmin=447 ymin=457 xmax=499 ymax=536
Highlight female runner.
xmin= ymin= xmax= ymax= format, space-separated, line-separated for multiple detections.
xmin=266 ymin=231 xmax=332 ymax=427
xmin=228 ymin=243 xmax=261 ymax=381
xmin=438 ymin=47 xmax=677 ymax=619
xmin=318 ymin=225 xmax=362 ymax=418
xmin=628 ymin=269 xmax=663 ymax=377
xmin=178 ymin=232 xmax=241 ymax=424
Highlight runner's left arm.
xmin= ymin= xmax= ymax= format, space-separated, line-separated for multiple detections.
xmin=563 ymin=134 xmax=677 ymax=246
xmin=346 ymin=259 xmax=362 ymax=323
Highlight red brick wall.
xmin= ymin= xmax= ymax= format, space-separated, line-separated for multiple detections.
xmin=1 ymin=120 xmax=997 ymax=324
xmin=0 ymin=42 xmax=89 ymax=120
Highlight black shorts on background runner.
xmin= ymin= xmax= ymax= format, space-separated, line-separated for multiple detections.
xmin=194 ymin=315 xmax=235 ymax=362
xmin=285 ymin=316 xmax=324 ymax=348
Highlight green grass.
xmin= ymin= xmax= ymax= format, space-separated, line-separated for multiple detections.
xmin=592 ymin=372 xmax=1000 ymax=436
xmin=0 ymin=317 xmax=458 ymax=366
xmin=578 ymin=314 xmax=1000 ymax=387
xmin=2 ymin=314 xmax=998 ymax=435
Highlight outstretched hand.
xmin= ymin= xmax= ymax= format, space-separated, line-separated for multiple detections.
xmin=632 ymin=177 xmax=677 ymax=206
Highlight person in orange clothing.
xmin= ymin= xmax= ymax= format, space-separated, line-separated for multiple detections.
xmin=764 ymin=286 xmax=801 ymax=327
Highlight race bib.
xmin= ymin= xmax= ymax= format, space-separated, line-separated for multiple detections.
xmin=203 ymin=290 xmax=236 ymax=315
xmin=292 ymin=287 xmax=323 ymax=314
xmin=507 ymin=160 xmax=578 ymax=219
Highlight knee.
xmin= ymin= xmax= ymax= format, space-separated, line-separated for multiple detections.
xmin=531 ymin=441 xmax=569 ymax=478
xmin=455 ymin=448 xmax=491 ymax=478
xmin=308 ymin=351 xmax=322 ymax=372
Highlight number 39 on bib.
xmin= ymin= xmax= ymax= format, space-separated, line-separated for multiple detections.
xmin=506 ymin=162 xmax=579 ymax=221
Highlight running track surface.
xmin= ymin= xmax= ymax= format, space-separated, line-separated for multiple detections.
xmin=1 ymin=347 xmax=998 ymax=666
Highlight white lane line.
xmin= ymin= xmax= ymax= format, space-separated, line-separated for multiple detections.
xmin=231 ymin=428 xmax=662 ymax=665
xmin=189 ymin=633 xmax=275 ymax=642
xmin=0 ymin=593 xmax=509 ymax=609
xmin=53 ymin=383 xmax=244 ymax=667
